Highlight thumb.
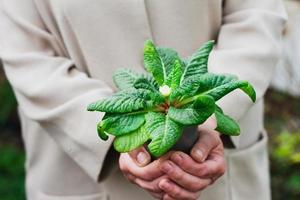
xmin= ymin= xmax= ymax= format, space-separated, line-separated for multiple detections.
xmin=191 ymin=129 xmax=220 ymax=163
xmin=128 ymin=146 xmax=151 ymax=167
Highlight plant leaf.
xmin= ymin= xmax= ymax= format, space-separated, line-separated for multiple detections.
xmin=113 ymin=126 xmax=150 ymax=152
xmin=215 ymin=106 xmax=240 ymax=136
xmin=144 ymin=40 xmax=166 ymax=85
xmin=134 ymin=77 xmax=159 ymax=93
xmin=143 ymin=74 xmax=160 ymax=90
xmin=113 ymin=68 xmax=138 ymax=90
xmin=165 ymin=59 xmax=183 ymax=91
xmin=87 ymin=89 xmax=153 ymax=113
xmin=145 ymin=112 xmax=183 ymax=157
xmin=170 ymin=74 xmax=206 ymax=102
xmin=98 ymin=113 xmax=145 ymax=136
xmin=201 ymin=75 xmax=256 ymax=102
xmin=134 ymin=78 xmax=165 ymax=104
xmin=157 ymin=47 xmax=180 ymax=76
xmin=143 ymin=41 xmax=181 ymax=86
xmin=181 ymin=40 xmax=214 ymax=83
xmin=179 ymin=73 xmax=237 ymax=99
xmin=168 ymin=95 xmax=215 ymax=125
xmin=171 ymin=73 xmax=256 ymax=105
xmin=97 ymin=121 xmax=109 ymax=140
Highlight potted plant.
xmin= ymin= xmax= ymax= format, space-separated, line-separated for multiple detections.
xmin=87 ymin=40 xmax=256 ymax=157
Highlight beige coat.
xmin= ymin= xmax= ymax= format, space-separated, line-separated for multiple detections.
xmin=0 ymin=0 xmax=286 ymax=199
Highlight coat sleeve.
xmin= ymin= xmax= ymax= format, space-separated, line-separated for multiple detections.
xmin=208 ymin=0 xmax=287 ymax=146
xmin=0 ymin=0 xmax=114 ymax=182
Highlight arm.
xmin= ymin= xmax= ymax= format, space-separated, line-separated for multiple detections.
xmin=0 ymin=0 xmax=113 ymax=181
xmin=209 ymin=0 xmax=287 ymax=146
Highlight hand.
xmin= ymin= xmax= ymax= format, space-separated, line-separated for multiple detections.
xmin=119 ymin=116 xmax=226 ymax=200
xmin=119 ymin=147 xmax=171 ymax=199
xmin=158 ymin=116 xmax=226 ymax=200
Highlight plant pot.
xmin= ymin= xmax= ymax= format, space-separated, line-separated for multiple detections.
xmin=171 ymin=126 xmax=199 ymax=153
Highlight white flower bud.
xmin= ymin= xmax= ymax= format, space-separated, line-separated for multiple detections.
xmin=159 ymin=85 xmax=171 ymax=96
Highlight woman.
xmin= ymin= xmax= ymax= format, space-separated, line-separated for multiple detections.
xmin=0 ymin=0 xmax=286 ymax=199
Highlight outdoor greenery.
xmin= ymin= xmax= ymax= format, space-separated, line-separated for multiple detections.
xmin=0 ymin=67 xmax=25 ymax=200
xmin=265 ymin=89 xmax=300 ymax=199
xmin=0 ymin=66 xmax=299 ymax=199
xmin=0 ymin=145 xmax=25 ymax=200
xmin=270 ymin=131 xmax=300 ymax=199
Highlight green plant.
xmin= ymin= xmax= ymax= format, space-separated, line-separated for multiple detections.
xmin=0 ymin=145 xmax=26 ymax=200
xmin=270 ymin=131 xmax=300 ymax=199
xmin=0 ymin=80 xmax=17 ymax=126
xmin=272 ymin=131 xmax=300 ymax=164
xmin=87 ymin=40 xmax=256 ymax=157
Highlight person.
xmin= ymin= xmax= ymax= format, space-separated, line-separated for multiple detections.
xmin=0 ymin=0 xmax=286 ymax=200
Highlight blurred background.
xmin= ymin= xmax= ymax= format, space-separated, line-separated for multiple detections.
xmin=0 ymin=0 xmax=300 ymax=199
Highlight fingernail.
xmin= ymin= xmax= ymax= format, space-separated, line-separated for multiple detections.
xmin=137 ymin=152 xmax=148 ymax=165
xmin=195 ymin=149 xmax=204 ymax=162
xmin=172 ymin=153 xmax=183 ymax=164
xmin=161 ymin=163 xmax=173 ymax=173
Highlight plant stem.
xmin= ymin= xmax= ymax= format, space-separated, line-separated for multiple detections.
xmin=176 ymin=93 xmax=205 ymax=107
xmin=126 ymin=108 xmax=162 ymax=115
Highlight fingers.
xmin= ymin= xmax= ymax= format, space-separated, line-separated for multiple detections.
xmin=159 ymin=179 xmax=200 ymax=200
xmin=170 ymin=151 xmax=226 ymax=179
xmin=119 ymin=153 xmax=164 ymax=181
xmin=195 ymin=153 xmax=226 ymax=179
xmin=119 ymin=150 xmax=174 ymax=181
xmin=128 ymin=146 xmax=151 ymax=167
xmin=160 ymin=161 xmax=212 ymax=192
xmin=134 ymin=175 xmax=167 ymax=193
xmin=190 ymin=128 xmax=221 ymax=163
xmin=170 ymin=152 xmax=203 ymax=176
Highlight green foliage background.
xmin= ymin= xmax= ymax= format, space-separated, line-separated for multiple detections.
xmin=265 ymin=89 xmax=300 ymax=199
xmin=0 ymin=64 xmax=25 ymax=200
xmin=1 ymin=62 xmax=300 ymax=199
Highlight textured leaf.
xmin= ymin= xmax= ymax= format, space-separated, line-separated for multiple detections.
xmin=98 ymin=113 xmax=145 ymax=136
xmin=165 ymin=59 xmax=183 ymax=91
xmin=144 ymin=40 xmax=166 ymax=85
xmin=113 ymin=68 xmax=139 ymax=90
xmin=134 ymin=78 xmax=165 ymax=104
xmin=144 ymin=41 xmax=181 ymax=86
xmin=145 ymin=75 xmax=160 ymax=88
xmin=87 ymin=89 xmax=152 ymax=113
xmin=168 ymin=95 xmax=215 ymax=125
xmin=157 ymin=47 xmax=180 ymax=76
xmin=183 ymin=73 xmax=237 ymax=100
xmin=145 ymin=112 xmax=183 ymax=157
xmin=171 ymin=73 xmax=256 ymax=105
xmin=170 ymin=74 xmax=206 ymax=102
xmin=181 ymin=40 xmax=214 ymax=83
xmin=215 ymin=106 xmax=240 ymax=136
xmin=200 ymin=75 xmax=256 ymax=102
xmin=113 ymin=126 xmax=150 ymax=152
xmin=134 ymin=77 xmax=159 ymax=93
